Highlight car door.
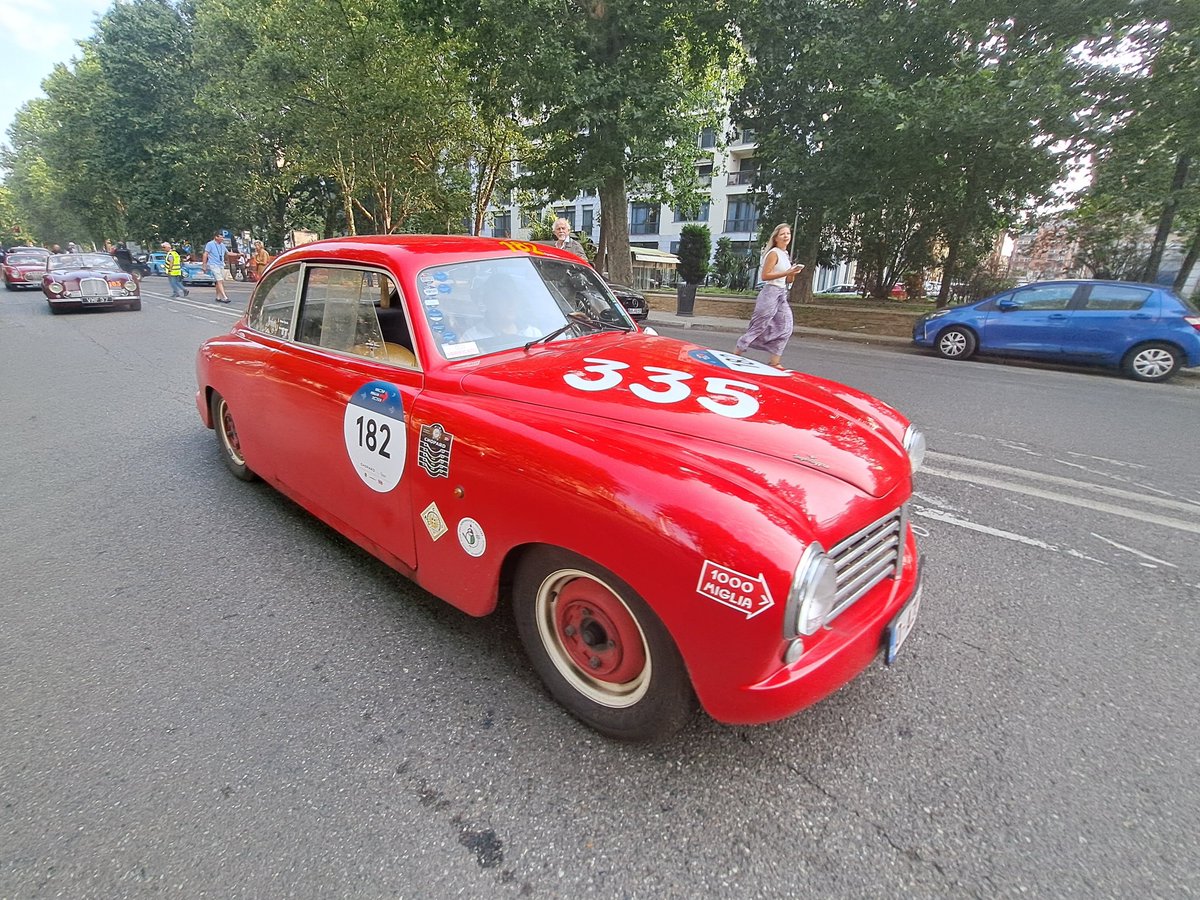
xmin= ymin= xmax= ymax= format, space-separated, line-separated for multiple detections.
xmin=981 ymin=283 xmax=1080 ymax=356
xmin=261 ymin=263 xmax=423 ymax=570
xmin=1060 ymin=283 xmax=1157 ymax=363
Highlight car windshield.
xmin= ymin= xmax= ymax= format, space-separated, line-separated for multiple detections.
xmin=418 ymin=255 xmax=633 ymax=360
xmin=9 ymin=254 xmax=46 ymax=266
xmin=49 ymin=253 xmax=114 ymax=271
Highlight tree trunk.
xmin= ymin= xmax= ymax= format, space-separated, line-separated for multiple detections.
xmin=1173 ymin=226 xmax=1200 ymax=297
xmin=789 ymin=208 xmax=823 ymax=305
xmin=938 ymin=236 xmax=960 ymax=309
xmin=599 ymin=175 xmax=632 ymax=285
xmin=1143 ymin=153 xmax=1190 ymax=282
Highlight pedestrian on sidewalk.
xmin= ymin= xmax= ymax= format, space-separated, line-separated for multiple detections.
xmin=203 ymin=232 xmax=231 ymax=303
xmin=734 ymin=223 xmax=804 ymax=368
xmin=551 ymin=218 xmax=587 ymax=258
xmin=162 ymin=241 xmax=189 ymax=298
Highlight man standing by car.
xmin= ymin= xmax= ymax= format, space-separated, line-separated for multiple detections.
xmin=163 ymin=241 xmax=188 ymax=298
xmin=202 ymin=232 xmax=231 ymax=303
xmin=551 ymin=218 xmax=587 ymax=258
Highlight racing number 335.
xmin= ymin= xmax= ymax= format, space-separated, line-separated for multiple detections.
xmin=565 ymin=357 xmax=761 ymax=419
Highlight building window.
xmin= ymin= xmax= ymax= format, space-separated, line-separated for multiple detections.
xmin=582 ymin=206 xmax=594 ymax=233
xmin=669 ymin=241 xmax=680 ymax=254
xmin=724 ymin=199 xmax=758 ymax=233
xmin=630 ymin=203 xmax=660 ymax=235
xmin=699 ymin=127 xmax=716 ymax=149
xmin=673 ymin=201 xmax=710 ymax=222
xmin=492 ymin=212 xmax=511 ymax=238
xmin=697 ymin=164 xmax=713 ymax=187
xmin=554 ymin=207 xmax=576 ymax=229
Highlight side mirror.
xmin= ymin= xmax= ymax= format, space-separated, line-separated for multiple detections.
xmin=996 ymin=297 xmax=1016 ymax=311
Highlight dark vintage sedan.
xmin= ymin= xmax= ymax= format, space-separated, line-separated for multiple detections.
xmin=42 ymin=252 xmax=141 ymax=313
xmin=604 ymin=280 xmax=649 ymax=321
xmin=914 ymin=280 xmax=1200 ymax=382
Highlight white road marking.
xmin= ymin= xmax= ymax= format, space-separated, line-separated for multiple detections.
xmin=914 ymin=507 xmax=1110 ymax=565
xmin=923 ymin=465 xmax=1200 ymax=535
xmin=1089 ymin=534 xmax=1177 ymax=568
xmin=926 ymin=451 xmax=1200 ymax=517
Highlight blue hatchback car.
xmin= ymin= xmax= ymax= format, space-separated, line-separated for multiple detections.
xmin=913 ymin=280 xmax=1200 ymax=382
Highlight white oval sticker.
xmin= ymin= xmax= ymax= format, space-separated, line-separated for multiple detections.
xmin=343 ymin=381 xmax=406 ymax=492
xmin=457 ymin=517 xmax=487 ymax=557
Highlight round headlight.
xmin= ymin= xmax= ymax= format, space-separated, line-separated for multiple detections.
xmin=903 ymin=425 xmax=926 ymax=474
xmin=124 ymin=281 xmax=138 ymax=294
xmin=48 ymin=282 xmax=63 ymax=295
xmin=787 ymin=544 xmax=839 ymax=637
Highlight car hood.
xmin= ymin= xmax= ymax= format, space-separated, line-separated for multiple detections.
xmin=459 ymin=334 xmax=909 ymax=498
xmin=49 ymin=268 xmax=125 ymax=280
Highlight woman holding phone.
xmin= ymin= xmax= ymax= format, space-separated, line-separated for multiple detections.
xmin=734 ymin=223 xmax=804 ymax=369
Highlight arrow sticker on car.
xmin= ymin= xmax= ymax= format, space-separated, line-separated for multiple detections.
xmin=696 ymin=561 xmax=775 ymax=619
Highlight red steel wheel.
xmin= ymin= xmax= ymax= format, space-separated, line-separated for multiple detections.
xmin=210 ymin=391 xmax=257 ymax=482
xmin=513 ymin=547 xmax=694 ymax=741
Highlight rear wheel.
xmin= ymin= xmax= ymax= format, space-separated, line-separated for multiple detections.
xmin=936 ymin=326 xmax=977 ymax=360
xmin=1122 ymin=342 xmax=1180 ymax=382
xmin=513 ymin=547 xmax=694 ymax=741
xmin=210 ymin=391 xmax=257 ymax=481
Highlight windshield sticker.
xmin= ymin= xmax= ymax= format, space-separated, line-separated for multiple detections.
xmin=418 ymin=423 xmax=454 ymax=477
xmin=419 ymin=273 xmax=435 ymax=285
xmin=433 ymin=271 xmax=449 ymax=281
xmin=343 ymin=381 xmax=406 ymax=493
xmin=697 ymin=560 xmax=776 ymax=619
xmin=443 ymin=341 xmax=479 ymax=359
xmin=457 ymin=518 xmax=487 ymax=557
xmin=689 ymin=348 xmax=791 ymax=377
xmin=437 ymin=283 xmax=452 ymax=294
xmin=422 ymin=285 xmax=439 ymax=298
xmin=421 ymin=502 xmax=448 ymax=541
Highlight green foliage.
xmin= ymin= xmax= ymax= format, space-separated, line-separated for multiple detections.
xmin=677 ymin=224 xmax=711 ymax=283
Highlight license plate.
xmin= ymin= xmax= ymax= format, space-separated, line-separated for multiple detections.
xmin=82 ymin=296 xmax=111 ymax=304
xmin=885 ymin=582 xmax=921 ymax=664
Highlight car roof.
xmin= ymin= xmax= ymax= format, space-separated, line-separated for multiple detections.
xmin=1010 ymin=279 xmax=1164 ymax=291
xmin=272 ymin=234 xmax=586 ymax=275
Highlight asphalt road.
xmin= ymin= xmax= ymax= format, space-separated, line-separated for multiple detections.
xmin=2 ymin=279 xmax=1198 ymax=898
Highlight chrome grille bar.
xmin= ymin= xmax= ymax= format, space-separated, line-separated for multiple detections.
xmin=826 ymin=505 xmax=906 ymax=620
xmin=80 ymin=277 xmax=109 ymax=296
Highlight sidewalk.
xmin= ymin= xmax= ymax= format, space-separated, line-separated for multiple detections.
xmin=644 ymin=306 xmax=914 ymax=347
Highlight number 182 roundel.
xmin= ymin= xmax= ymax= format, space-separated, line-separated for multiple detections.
xmin=195 ymin=234 xmax=927 ymax=741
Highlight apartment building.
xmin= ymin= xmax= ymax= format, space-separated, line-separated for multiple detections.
xmin=485 ymin=126 xmax=856 ymax=292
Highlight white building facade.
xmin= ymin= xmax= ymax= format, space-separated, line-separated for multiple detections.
xmin=484 ymin=126 xmax=857 ymax=292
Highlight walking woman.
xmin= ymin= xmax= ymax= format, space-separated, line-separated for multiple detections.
xmin=734 ymin=223 xmax=804 ymax=368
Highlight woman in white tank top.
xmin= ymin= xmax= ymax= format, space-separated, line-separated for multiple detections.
xmin=734 ymin=223 xmax=804 ymax=368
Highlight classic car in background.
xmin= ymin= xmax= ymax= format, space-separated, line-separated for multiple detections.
xmin=603 ymin=280 xmax=649 ymax=321
xmin=3 ymin=252 xmax=50 ymax=290
xmin=913 ymin=279 xmax=1200 ymax=382
xmin=42 ymin=252 xmax=141 ymax=313
xmin=196 ymin=235 xmax=925 ymax=741
xmin=147 ymin=252 xmax=169 ymax=276
xmin=181 ymin=261 xmax=217 ymax=286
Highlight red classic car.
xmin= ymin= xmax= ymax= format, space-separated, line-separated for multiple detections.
xmin=4 ymin=251 xmax=52 ymax=290
xmin=42 ymin=252 xmax=141 ymax=313
xmin=195 ymin=236 xmax=926 ymax=740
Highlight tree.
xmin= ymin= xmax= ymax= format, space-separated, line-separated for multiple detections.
xmin=677 ymin=224 xmax=711 ymax=284
xmin=411 ymin=0 xmax=735 ymax=284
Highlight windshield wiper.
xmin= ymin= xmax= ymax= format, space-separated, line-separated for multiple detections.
xmin=523 ymin=312 xmax=632 ymax=351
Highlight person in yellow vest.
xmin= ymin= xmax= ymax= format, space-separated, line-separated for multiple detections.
xmin=163 ymin=242 xmax=188 ymax=298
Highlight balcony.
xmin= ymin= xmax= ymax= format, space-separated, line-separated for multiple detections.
xmin=723 ymin=218 xmax=758 ymax=233
xmin=629 ymin=221 xmax=660 ymax=235
xmin=726 ymin=171 xmax=756 ymax=187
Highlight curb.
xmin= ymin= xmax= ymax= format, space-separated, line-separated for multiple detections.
xmin=645 ymin=313 xmax=913 ymax=347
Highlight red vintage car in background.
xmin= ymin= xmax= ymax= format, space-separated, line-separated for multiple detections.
xmin=42 ymin=252 xmax=141 ymax=313
xmin=195 ymin=236 xmax=925 ymax=740
xmin=4 ymin=249 xmax=52 ymax=290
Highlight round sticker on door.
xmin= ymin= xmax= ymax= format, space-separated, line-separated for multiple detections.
xmin=457 ymin=517 xmax=487 ymax=557
xmin=343 ymin=381 xmax=406 ymax=492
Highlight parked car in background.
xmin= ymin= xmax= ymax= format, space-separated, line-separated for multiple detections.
xmin=4 ymin=252 xmax=52 ymax=290
xmin=147 ymin=252 xmax=169 ymax=275
xmin=181 ymin=261 xmax=216 ymax=286
xmin=913 ymin=279 xmax=1200 ymax=382
xmin=821 ymin=283 xmax=861 ymax=297
xmin=603 ymin=280 xmax=648 ymax=321
xmin=42 ymin=252 xmax=141 ymax=313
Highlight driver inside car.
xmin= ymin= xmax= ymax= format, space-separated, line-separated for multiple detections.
xmin=461 ymin=274 xmax=543 ymax=341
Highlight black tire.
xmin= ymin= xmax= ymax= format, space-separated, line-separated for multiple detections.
xmin=48 ymin=303 xmax=63 ymax=315
xmin=513 ymin=547 xmax=694 ymax=741
xmin=128 ymin=299 xmax=142 ymax=311
xmin=1121 ymin=342 xmax=1180 ymax=382
xmin=936 ymin=326 xmax=977 ymax=360
xmin=210 ymin=391 xmax=257 ymax=481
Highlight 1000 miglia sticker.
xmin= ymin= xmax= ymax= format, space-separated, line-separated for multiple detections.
xmin=343 ymin=381 xmax=406 ymax=492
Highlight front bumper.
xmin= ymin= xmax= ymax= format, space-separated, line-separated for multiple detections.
xmin=703 ymin=548 xmax=923 ymax=726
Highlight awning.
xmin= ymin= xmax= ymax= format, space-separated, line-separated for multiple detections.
xmin=631 ymin=248 xmax=680 ymax=264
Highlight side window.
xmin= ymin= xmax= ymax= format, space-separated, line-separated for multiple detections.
xmin=1083 ymin=285 xmax=1151 ymax=311
xmin=247 ymin=265 xmax=301 ymax=337
xmin=296 ymin=267 xmax=417 ymax=368
xmin=1011 ymin=284 xmax=1074 ymax=310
